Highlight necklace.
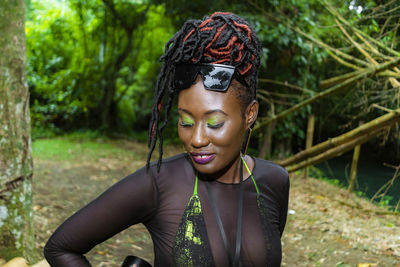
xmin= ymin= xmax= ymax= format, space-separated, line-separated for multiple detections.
xmin=204 ymin=155 xmax=244 ymax=267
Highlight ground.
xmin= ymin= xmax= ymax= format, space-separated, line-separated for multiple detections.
xmin=32 ymin=137 xmax=400 ymax=266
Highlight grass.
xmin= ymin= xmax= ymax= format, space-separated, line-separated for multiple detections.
xmin=31 ymin=131 xmax=183 ymax=166
xmin=32 ymin=138 xmax=132 ymax=162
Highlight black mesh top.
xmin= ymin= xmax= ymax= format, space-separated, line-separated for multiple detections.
xmin=44 ymin=153 xmax=289 ymax=267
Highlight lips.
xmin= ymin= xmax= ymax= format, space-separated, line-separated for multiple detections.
xmin=190 ymin=152 xmax=216 ymax=164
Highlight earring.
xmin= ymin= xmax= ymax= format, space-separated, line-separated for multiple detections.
xmin=242 ymin=127 xmax=253 ymax=155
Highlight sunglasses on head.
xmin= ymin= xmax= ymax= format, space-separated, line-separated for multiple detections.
xmin=173 ymin=63 xmax=247 ymax=92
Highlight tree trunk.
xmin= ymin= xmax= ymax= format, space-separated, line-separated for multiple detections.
xmin=99 ymin=1 xmax=149 ymax=130
xmin=100 ymin=78 xmax=117 ymax=130
xmin=0 ymin=0 xmax=35 ymax=261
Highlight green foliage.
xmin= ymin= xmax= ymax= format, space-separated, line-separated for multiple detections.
xmin=309 ymin=166 xmax=344 ymax=186
xmin=378 ymin=195 xmax=393 ymax=208
xmin=27 ymin=0 xmax=174 ymax=133
xmin=26 ymin=0 xmax=400 ymax=162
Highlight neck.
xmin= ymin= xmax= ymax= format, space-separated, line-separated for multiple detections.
xmin=206 ymin=153 xmax=243 ymax=184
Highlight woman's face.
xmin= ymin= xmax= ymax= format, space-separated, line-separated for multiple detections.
xmin=178 ymin=76 xmax=258 ymax=178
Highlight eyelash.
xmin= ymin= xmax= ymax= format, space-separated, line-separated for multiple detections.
xmin=179 ymin=121 xmax=193 ymax=127
xmin=179 ymin=121 xmax=224 ymax=129
xmin=207 ymin=122 xmax=224 ymax=129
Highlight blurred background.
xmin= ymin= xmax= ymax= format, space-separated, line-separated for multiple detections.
xmin=1 ymin=0 xmax=400 ymax=265
xmin=26 ymin=0 xmax=400 ymax=205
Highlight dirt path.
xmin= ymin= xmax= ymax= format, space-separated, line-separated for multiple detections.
xmin=282 ymin=177 xmax=400 ymax=266
xmin=33 ymin=138 xmax=400 ymax=266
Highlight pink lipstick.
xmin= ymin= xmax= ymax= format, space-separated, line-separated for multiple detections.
xmin=190 ymin=152 xmax=216 ymax=164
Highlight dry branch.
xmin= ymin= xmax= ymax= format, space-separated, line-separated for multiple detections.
xmin=277 ymin=108 xmax=400 ymax=167
xmin=321 ymin=68 xmax=400 ymax=89
xmin=258 ymin=78 xmax=314 ymax=94
xmin=320 ymin=69 xmax=363 ymax=89
xmin=254 ymin=58 xmax=400 ymax=131
xmin=285 ymin=127 xmax=385 ymax=172
xmin=334 ymin=19 xmax=400 ymax=88
xmin=323 ymin=0 xmax=400 ymax=57
xmin=293 ymin=26 xmax=370 ymax=68
xmin=326 ymin=50 xmax=360 ymax=70
xmin=335 ymin=19 xmax=379 ymax=65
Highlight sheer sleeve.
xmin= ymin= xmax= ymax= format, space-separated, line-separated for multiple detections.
xmin=44 ymin=166 xmax=158 ymax=266
xmin=279 ymin=173 xmax=290 ymax=237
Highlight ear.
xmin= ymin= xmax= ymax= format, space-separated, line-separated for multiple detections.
xmin=244 ymin=100 xmax=258 ymax=129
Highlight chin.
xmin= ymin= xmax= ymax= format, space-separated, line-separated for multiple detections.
xmin=190 ymin=157 xmax=236 ymax=178
xmin=192 ymin=162 xmax=217 ymax=174
xmin=188 ymin=156 xmax=217 ymax=174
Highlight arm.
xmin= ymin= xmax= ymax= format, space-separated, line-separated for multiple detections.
xmin=44 ymin=167 xmax=158 ymax=266
xmin=279 ymin=173 xmax=290 ymax=236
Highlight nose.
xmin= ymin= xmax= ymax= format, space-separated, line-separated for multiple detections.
xmin=191 ymin=122 xmax=210 ymax=148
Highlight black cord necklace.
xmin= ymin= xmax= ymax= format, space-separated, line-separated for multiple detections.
xmin=205 ymin=156 xmax=244 ymax=267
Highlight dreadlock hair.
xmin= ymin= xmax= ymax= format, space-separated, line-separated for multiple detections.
xmin=147 ymin=12 xmax=262 ymax=171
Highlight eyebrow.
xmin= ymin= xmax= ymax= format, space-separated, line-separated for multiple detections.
xmin=178 ymin=108 xmax=227 ymax=116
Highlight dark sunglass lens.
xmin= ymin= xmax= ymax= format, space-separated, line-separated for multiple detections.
xmin=201 ymin=65 xmax=234 ymax=91
xmin=174 ymin=65 xmax=198 ymax=89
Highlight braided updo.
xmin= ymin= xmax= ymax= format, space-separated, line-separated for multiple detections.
xmin=147 ymin=12 xmax=262 ymax=170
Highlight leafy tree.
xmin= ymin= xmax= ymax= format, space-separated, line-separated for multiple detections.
xmin=27 ymin=0 xmax=174 ymax=133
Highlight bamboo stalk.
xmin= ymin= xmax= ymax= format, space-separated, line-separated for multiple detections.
xmin=320 ymin=69 xmax=363 ymax=89
xmin=348 ymin=144 xmax=361 ymax=192
xmin=254 ymin=57 xmax=400 ymax=131
xmin=327 ymin=50 xmax=360 ymax=70
xmin=322 ymin=0 xmax=400 ymax=57
xmin=336 ymin=19 xmax=400 ymax=88
xmin=293 ymin=26 xmax=370 ymax=68
xmin=285 ymin=128 xmax=385 ymax=172
xmin=303 ymin=114 xmax=315 ymax=179
xmin=258 ymin=120 xmax=275 ymax=159
xmin=371 ymin=103 xmax=397 ymax=113
xmin=377 ymin=71 xmax=400 ymax=79
xmin=319 ymin=69 xmax=400 ymax=88
xmin=323 ymin=1 xmax=400 ymax=81
xmin=277 ymin=108 xmax=400 ymax=167
xmin=335 ymin=19 xmax=379 ymax=65
xmin=354 ymin=31 xmax=389 ymax=60
xmin=256 ymin=94 xmax=271 ymax=104
xmin=320 ymin=69 xmax=400 ymax=88
xmin=258 ymin=79 xmax=314 ymax=94
xmin=258 ymin=89 xmax=302 ymax=99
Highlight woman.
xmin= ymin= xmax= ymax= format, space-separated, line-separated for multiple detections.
xmin=44 ymin=12 xmax=289 ymax=267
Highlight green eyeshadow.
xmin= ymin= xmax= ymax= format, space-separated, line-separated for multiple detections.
xmin=181 ymin=115 xmax=194 ymax=125
xmin=206 ymin=117 xmax=224 ymax=128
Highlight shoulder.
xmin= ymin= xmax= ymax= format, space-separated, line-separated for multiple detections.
xmin=252 ymin=157 xmax=289 ymax=191
xmin=253 ymin=157 xmax=288 ymax=179
xmin=118 ymin=153 xmax=188 ymax=186
xmin=146 ymin=153 xmax=194 ymax=185
xmin=147 ymin=153 xmax=190 ymax=173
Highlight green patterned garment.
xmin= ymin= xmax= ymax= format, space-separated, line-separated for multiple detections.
xmin=172 ymin=157 xmax=272 ymax=267
xmin=172 ymin=176 xmax=215 ymax=267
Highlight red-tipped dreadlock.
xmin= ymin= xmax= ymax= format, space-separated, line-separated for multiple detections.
xmin=147 ymin=12 xmax=262 ymax=171
xmin=183 ymin=12 xmax=255 ymax=75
